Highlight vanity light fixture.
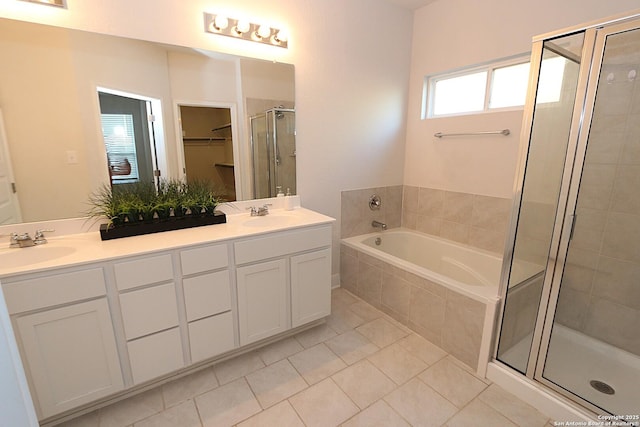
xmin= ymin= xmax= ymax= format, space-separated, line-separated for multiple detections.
xmin=204 ymin=12 xmax=288 ymax=48
xmin=18 ymin=0 xmax=66 ymax=7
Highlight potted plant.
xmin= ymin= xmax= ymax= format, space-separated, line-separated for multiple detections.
xmin=88 ymin=178 xmax=226 ymax=240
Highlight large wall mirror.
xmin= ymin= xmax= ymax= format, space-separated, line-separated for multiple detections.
xmin=0 ymin=18 xmax=295 ymax=226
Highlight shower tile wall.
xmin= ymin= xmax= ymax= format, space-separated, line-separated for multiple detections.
xmin=402 ymin=186 xmax=512 ymax=254
xmin=341 ymin=186 xmax=403 ymax=238
xmin=340 ymin=185 xmax=511 ymax=253
xmin=555 ymin=69 xmax=640 ymax=357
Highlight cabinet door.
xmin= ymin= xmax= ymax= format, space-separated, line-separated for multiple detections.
xmin=236 ymin=259 xmax=288 ymax=345
xmin=15 ymin=299 xmax=123 ymax=418
xmin=291 ymin=248 xmax=332 ymax=327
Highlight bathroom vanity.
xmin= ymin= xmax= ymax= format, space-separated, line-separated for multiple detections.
xmin=0 ymin=206 xmax=334 ymax=423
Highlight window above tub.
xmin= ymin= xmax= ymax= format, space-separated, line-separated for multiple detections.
xmin=422 ymin=55 xmax=567 ymax=119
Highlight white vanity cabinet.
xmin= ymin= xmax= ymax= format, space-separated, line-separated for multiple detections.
xmin=234 ymin=225 xmax=332 ymax=346
xmin=113 ymin=254 xmax=184 ymax=384
xmin=180 ymin=244 xmax=236 ymax=363
xmin=0 ymin=208 xmax=334 ymax=423
xmin=2 ymin=268 xmax=124 ymax=419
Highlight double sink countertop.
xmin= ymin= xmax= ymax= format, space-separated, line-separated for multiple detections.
xmin=0 ymin=207 xmax=335 ymax=278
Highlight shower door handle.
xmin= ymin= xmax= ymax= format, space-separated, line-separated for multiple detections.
xmin=568 ymin=214 xmax=577 ymax=241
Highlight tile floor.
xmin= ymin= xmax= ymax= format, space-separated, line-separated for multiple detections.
xmin=59 ymin=288 xmax=554 ymax=427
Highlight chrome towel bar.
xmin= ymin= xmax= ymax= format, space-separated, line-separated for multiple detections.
xmin=434 ymin=129 xmax=510 ymax=138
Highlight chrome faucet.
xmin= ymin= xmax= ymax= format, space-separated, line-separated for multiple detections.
xmin=7 ymin=229 xmax=54 ymax=248
xmin=11 ymin=232 xmax=35 ymax=248
xmin=372 ymin=220 xmax=387 ymax=230
xmin=247 ymin=205 xmax=271 ymax=216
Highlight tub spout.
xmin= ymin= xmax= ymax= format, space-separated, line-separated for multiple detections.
xmin=372 ymin=220 xmax=387 ymax=230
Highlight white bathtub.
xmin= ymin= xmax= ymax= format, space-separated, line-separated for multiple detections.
xmin=341 ymin=228 xmax=502 ymax=303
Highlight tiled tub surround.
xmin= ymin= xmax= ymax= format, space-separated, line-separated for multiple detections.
xmin=340 ymin=185 xmax=512 ymax=254
xmin=402 ymin=186 xmax=512 ymax=254
xmin=340 ymin=185 xmax=508 ymax=372
xmin=340 ymin=242 xmax=499 ymax=372
xmin=341 ymin=186 xmax=403 ymax=238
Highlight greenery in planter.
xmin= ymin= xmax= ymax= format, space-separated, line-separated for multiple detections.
xmin=88 ymin=179 xmax=224 ymax=229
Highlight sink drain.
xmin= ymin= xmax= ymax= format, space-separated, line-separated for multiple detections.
xmin=590 ymin=380 xmax=615 ymax=395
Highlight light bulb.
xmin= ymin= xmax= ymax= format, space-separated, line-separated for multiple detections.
xmin=274 ymin=29 xmax=288 ymax=43
xmin=213 ymin=15 xmax=229 ymax=31
xmin=256 ymin=25 xmax=272 ymax=39
xmin=628 ymin=69 xmax=637 ymax=81
xmin=235 ymin=20 xmax=251 ymax=35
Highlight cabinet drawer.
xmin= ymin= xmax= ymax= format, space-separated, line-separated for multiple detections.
xmin=3 ymin=268 xmax=106 ymax=315
xmin=119 ymin=283 xmax=179 ymax=340
xmin=114 ymin=254 xmax=173 ymax=291
xmin=128 ymin=328 xmax=184 ymax=384
xmin=234 ymin=226 xmax=331 ymax=265
xmin=189 ymin=312 xmax=235 ymax=363
xmin=183 ymin=271 xmax=231 ymax=322
xmin=180 ymin=244 xmax=228 ymax=276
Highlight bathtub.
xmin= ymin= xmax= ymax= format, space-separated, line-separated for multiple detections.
xmin=341 ymin=228 xmax=502 ymax=374
xmin=341 ymin=229 xmax=502 ymax=303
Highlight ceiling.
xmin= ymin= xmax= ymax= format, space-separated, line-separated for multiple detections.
xmin=384 ymin=0 xmax=440 ymax=10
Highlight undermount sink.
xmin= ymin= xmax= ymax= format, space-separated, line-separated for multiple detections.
xmin=241 ymin=213 xmax=298 ymax=228
xmin=0 ymin=245 xmax=77 ymax=268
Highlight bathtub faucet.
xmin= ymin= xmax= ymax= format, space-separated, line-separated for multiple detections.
xmin=371 ymin=220 xmax=387 ymax=230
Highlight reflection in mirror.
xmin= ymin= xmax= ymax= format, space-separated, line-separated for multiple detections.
xmin=0 ymin=18 xmax=295 ymax=225
xmin=99 ymin=90 xmax=161 ymax=189
xmin=250 ymin=108 xmax=296 ymax=198
xmin=179 ymin=106 xmax=236 ymax=201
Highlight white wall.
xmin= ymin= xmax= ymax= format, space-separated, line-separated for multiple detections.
xmin=0 ymin=0 xmax=414 ymax=273
xmin=404 ymin=0 xmax=640 ymax=198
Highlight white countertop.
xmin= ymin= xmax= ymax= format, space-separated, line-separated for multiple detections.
xmin=0 ymin=207 xmax=335 ymax=278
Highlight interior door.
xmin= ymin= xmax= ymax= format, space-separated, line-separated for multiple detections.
xmin=0 ymin=109 xmax=21 ymax=225
xmin=535 ymin=21 xmax=640 ymax=416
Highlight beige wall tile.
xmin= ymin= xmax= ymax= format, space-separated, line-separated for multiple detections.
xmin=593 ymin=256 xmax=640 ymax=311
xmin=611 ymin=164 xmax=640 ymax=214
xmin=602 ymin=211 xmax=640 ymax=263
xmin=418 ymin=187 xmax=445 ymax=217
xmin=382 ymin=272 xmax=412 ymax=317
xmin=403 ymin=185 xmax=419 ymax=213
xmin=583 ymin=298 xmax=640 ymax=356
xmin=441 ymin=291 xmax=484 ymax=370
xmin=440 ymin=220 xmax=470 ymax=244
xmin=442 ymin=191 xmax=474 ymax=224
xmin=554 ymin=287 xmax=589 ymax=331
xmin=471 ymin=195 xmax=511 ymax=230
xmin=468 ymin=226 xmax=505 ymax=253
xmin=416 ymin=215 xmax=442 ymax=235
xmin=408 ymin=287 xmax=445 ymax=341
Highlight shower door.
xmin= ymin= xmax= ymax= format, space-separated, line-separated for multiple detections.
xmin=250 ymin=108 xmax=296 ymax=198
xmin=536 ymin=21 xmax=640 ymax=416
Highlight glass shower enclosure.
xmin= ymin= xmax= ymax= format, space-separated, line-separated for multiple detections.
xmin=249 ymin=108 xmax=296 ymax=199
xmin=496 ymin=12 xmax=640 ymax=417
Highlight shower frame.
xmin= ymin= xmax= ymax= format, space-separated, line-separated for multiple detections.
xmin=249 ymin=107 xmax=295 ymax=199
xmin=494 ymin=9 xmax=640 ymax=417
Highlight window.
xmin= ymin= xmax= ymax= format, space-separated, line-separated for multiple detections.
xmin=101 ymin=113 xmax=140 ymax=182
xmin=424 ymin=56 xmax=567 ymax=118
